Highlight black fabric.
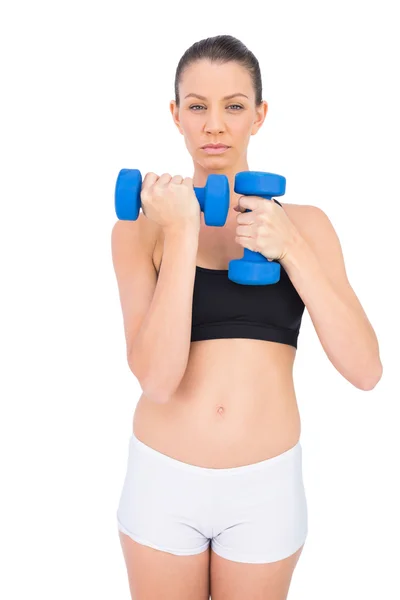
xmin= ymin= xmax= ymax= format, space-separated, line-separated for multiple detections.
xmin=191 ymin=250 xmax=305 ymax=349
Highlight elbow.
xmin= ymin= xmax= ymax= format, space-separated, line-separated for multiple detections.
xmin=126 ymin=359 xmax=159 ymax=404
xmin=146 ymin=374 xmax=183 ymax=404
xmin=356 ymin=360 xmax=383 ymax=392
xmin=140 ymin=382 xmax=177 ymax=405
xmin=127 ymin=347 xmax=186 ymax=404
xmin=128 ymin=361 xmax=179 ymax=404
xmin=143 ymin=389 xmax=171 ymax=405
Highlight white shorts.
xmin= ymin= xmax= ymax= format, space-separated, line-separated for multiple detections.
xmin=116 ymin=432 xmax=308 ymax=564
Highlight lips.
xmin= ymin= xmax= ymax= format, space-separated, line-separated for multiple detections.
xmin=202 ymin=144 xmax=230 ymax=149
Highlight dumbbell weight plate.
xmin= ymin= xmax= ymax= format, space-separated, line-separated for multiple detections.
xmin=115 ymin=169 xmax=142 ymax=221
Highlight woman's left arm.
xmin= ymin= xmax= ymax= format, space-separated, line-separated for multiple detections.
xmin=280 ymin=205 xmax=383 ymax=391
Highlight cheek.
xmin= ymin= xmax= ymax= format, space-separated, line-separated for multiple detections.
xmin=231 ymin=119 xmax=252 ymax=140
xmin=180 ymin=119 xmax=198 ymax=145
xmin=180 ymin=112 xmax=196 ymax=130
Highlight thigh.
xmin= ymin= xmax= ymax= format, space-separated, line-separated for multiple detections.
xmin=211 ymin=441 xmax=308 ymax=564
xmin=209 ymin=441 xmax=308 ymax=598
xmin=117 ymin=434 xmax=213 ymax=555
xmin=119 ymin=532 xmax=210 ymax=600
xmin=210 ymin=543 xmax=304 ymax=600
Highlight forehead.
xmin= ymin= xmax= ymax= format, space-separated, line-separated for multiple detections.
xmin=180 ymin=60 xmax=253 ymax=98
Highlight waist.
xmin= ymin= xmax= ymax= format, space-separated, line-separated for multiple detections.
xmin=133 ymin=395 xmax=301 ymax=468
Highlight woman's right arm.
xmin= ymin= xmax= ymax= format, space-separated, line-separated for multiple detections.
xmin=111 ymin=213 xmax=199 ymax=405
xmin=130 ymin=224 xmax=199 ymax=404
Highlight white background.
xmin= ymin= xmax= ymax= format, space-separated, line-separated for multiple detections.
xmin=1 ymin=0 xmax=399 ymax=598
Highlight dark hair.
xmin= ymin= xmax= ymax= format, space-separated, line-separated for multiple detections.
xmin=174 ymin=35 xmax=263 ymax=108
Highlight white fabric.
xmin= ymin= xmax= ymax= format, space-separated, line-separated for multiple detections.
xmin=116 ymin=432 xmax=308 ymax=564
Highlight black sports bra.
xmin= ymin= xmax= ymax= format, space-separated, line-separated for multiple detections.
xmin=190 ymin=200 xmax=306 ymax=349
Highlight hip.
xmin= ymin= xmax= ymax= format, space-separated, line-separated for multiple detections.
xmin=116 ymin=428 xmax=308 ymax=562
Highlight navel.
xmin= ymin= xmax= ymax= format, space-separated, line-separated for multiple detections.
xmin=216 ymin=405 xmax=225 ymax=416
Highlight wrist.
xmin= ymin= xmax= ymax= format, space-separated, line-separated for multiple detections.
xmin=163 ymin=221 xmax=200 ymax=240
xmin=280 ymin=229 xmax=308 ymax=269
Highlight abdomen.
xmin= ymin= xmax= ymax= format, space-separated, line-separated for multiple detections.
xmin=133 ymin=338 xmax=301 ymax=468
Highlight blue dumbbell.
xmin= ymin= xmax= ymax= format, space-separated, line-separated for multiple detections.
xmin=115 ymin=169 xmax=230 ymax=227
xmin=228 ymin=171 xmax=286 ymax=286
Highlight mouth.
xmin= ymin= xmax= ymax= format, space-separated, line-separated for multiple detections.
xmin=201 ymin=144 xmax=231 ymax=154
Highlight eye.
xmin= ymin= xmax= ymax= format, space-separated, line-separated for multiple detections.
xmin=189 ymin=104 xmax=243 ymax=111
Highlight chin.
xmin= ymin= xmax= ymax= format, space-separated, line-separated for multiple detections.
xmin=202 ymin=153 xmax=231 ymax=161
xmin=201 ymin=158 xmax=231 ymax=169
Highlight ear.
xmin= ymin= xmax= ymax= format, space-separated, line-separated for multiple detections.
xmin=251 ymin=100 xmax=268 ymax=135
xmin=170 ymin=100 xmax=183 ymax=135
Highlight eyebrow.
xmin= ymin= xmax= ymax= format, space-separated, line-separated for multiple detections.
xmin=184 ymin=93 xmax=249 ymax=101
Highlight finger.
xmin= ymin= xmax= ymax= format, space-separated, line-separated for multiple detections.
xmin=142 ymin=172 xmax=159 ymax=189
xmin=236 ymin=195 xmax=262 ymax=212
xmin=235 ymin=226 xmax=252 ymax=238
xmin=157 ymin=173 xmax=173 ymax=186
xmin=236 ymin=211 xmax=255 ymax=224
xmin=170 ymin=175 xmax=184 ymax=184
xmin=182 ymin=177 xmax=194 ymax=188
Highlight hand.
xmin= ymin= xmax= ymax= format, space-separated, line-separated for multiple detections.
xmin=233 ymin=196 xmax=299 ymax=262
xmin=140 ymin=172 xmax=200 ymax=232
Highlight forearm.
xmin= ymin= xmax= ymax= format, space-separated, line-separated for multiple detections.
xmin=131 ymin=226 xmax=199 ymax=403
xmin=280 ymin=234 xmax=382 ymax=390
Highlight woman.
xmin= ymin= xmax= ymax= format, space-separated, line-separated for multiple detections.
xmin=112 ymin=35 xmax=382 ymax=600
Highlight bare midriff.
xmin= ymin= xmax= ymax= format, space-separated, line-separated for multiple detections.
xmin=132 ymin=212 xmax=302 ymax=468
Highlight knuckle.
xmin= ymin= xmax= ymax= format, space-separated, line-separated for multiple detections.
xmin=144 ymin=172 xmax=158 ymax=185
xmin=153 ymin=179 xmax=164 ymax=191
xmin=170 ymin=174 xmax=183 ymax=185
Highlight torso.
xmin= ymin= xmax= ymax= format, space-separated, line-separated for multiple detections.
xmin=133 ymin=205 xmax=304 ymax=468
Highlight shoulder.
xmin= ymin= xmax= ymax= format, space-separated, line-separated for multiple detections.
xmin=278 ymin=201 xmax=324 ymax=220
xmin=280 ymin=202 xmax=334 ymax=243
xmin=282 ymin=203 xmax=347 ymax=284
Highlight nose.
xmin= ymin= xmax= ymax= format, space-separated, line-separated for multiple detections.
xmin=204 ymin=108 xmax=225 ymax=134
